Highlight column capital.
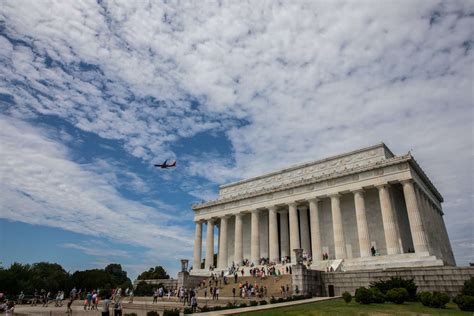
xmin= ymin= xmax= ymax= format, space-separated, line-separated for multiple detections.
xmin=329 ymin=193 xmax=341 ymax=199
xmin=375 ymin=183 xmax=390 ymax=190
xmin=267 ymin=205 xmax=278 ymax=212
xmin=400 ymin=179 xmax=414 ymax=186
xmin=251 ymin=208 xmax=263 ymax=214
xmin=308 ymin=197 xmax=320 ymax=203
xmin=351 ymin=188 xmax=365 ymax=195
xmin=298 ymin=205 xmax=308 ymax=212
xmin=234 ymin=212 xmax=245 ymax=218
xmin=288 ymin=202 xmax=298 ymax=208
xmin=220 ymin=215 xmax=231 ymax=220
xmin=206 ymin=218 xmax=215 ymax=224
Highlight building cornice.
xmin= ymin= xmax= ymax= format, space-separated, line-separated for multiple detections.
xmin=193 ymin=153 xmax=411 ymax=210
xmin=408 ymin=157 xmax=443 ymax=202
xmin=219 ymin=142 xmax=389 ymax=190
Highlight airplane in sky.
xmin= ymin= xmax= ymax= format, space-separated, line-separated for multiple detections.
xmin=154 ymin=160 xmax=177 ymax=169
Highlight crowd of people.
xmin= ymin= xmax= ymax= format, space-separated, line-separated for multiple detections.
xmin=0 ymin=293 xmax=15 ymax=315
xmin=0 ymin=286 xmax=135 ymax=316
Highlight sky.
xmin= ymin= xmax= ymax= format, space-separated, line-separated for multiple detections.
xmin=0 ymin=0 xmax=472 ymax=280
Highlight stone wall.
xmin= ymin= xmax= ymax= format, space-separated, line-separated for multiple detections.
xmin=178 ymin=272 xmax=208 ymax=289
xmin=320 ymin=266 xmax=474 ymax=297
xmin=134 ymin=278 xmax=178 ymax=290
xmin=291 ymin=264 xmax=323 ymax=297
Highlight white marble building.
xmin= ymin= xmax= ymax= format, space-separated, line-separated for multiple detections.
xmin=191 ymin=143 xmax=455 ymax=274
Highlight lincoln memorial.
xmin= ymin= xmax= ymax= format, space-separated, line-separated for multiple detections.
xmin=190 ymin=143 xmax=455 ymax=275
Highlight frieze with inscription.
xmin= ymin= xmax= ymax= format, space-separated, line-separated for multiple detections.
xmin=219 ymin=146 xmax=387 ymax=199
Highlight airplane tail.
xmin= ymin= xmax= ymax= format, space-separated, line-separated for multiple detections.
xmin=171 ymin=161 xmax=176 ymax=167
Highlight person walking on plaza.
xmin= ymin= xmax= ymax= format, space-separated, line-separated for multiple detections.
xmin=66 ymin=297 xmax=74 ymax=315
xmin=101 ymin=294 xmax=110 ymax=316
xmin=153 ymin=289 xmax=158 ymax=303
xmin=191 ymin=295 xmax=198 ymax=313
xmin=113 ymin=300 xmax=122 ymax=316
xmin=128 ymin=289 xmax=134 ymax=303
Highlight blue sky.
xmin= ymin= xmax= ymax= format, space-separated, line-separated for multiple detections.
xmin=0 ymin=1 xmax=473 ymax=279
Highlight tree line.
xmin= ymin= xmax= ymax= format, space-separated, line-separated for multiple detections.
xmin=0 ymin=262 xmax=172 ymax=297
xmin=0 ymin=262 xmax=133 ymax=296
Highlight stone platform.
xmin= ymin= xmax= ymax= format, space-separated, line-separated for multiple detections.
xmin=310 ymin=253 xmax=444 ymax=272
xmin=293 ymin=265 xmax=474 ymax=298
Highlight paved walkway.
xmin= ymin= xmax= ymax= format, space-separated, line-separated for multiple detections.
xmin=190 ymin=296 xmax=340 ymax=315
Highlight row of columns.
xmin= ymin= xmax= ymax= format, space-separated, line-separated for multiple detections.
xmin=193 ymin=180 xmax=430 ymax=270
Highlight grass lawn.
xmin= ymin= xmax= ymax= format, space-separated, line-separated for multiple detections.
xmin=235 ymin=298 xmax=470 ymax=316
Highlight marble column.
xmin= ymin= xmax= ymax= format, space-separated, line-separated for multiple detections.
xmin=309 ymin=198 xmax=322 ymax=261
xmin=331 ymin=194 xmax=346 ymax=259
xmin=353 ymin=189 xmax=371 ymax=257
xmin=401 ymin=180 xmax=428 ymax=253
xmin=205 ymin=219 xmax=215 ymax=269
xmin=251 ymin=210 xmax=260 ymax=264
xmin=218 ymin=216 xmax=229 ymax=269
xmin=193 ymin=221 xmax=203 ymax=270
xmin=377 ymin=184 xmax=401 ymax=255
xmin=280 ymin=210 xmax=290 ymax=259
xmin=289 ymin=202 xmax=300 ymax=263
xmin=268 ymin=206 xmax=279 ymax=263
xmin=234 ymin=213 xmax=243 ymax=265
xmin=299 ymin=205 xmax=311 ymax=256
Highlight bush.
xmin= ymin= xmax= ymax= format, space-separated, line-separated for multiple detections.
xmin=342 ymin=291 xmax=352 ymax=303
xmin=259 ymin=300 xmax=268 ymax=305
xmin=147 ymin=311 xmax=159 ymax=316
xmin=462 ymin=277 xmax=474 ymax=296
xmin=370 ymin=287 xmax=386 ymax=303
xmin=183 ymin=307 xmax=193 ymax=314
xmin=418 ymin=291 xmax=450 ymax=309
xmin=386 ymin=288 xmax=408 ymax=304
xmin=239 ymin=302 xmax=247 ymax=308
xmin=212 ymin=306 xmax=222 ymax=311
xmin=277 ymin=297 xmax=284 ymax=303
xmin=249 ymin=300 xmax=258 ymax=306
xmin=163 ymin=308 xmax=180 ymax=316
xmin=454 ymin=295 xmax=474 ymax=312
xmin=355 ymin=287 xmax=372 ymax=304
xmin=430 ymin=292 xmax=450 ymax=308
xmin=419 ymin=291 xmax=432 ymax=306
xmin=370 ymin=277 xmax=417 ymax=301
xmin=226 ymin=302 xmax=236 ymax=309
xmin=270 ymin=296 xmax=277 ymax=304
xmin=124 ymin=314 xmax=138 ymax=316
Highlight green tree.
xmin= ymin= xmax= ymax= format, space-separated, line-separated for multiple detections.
xmin=137 ymin=266 xmax=170 ymax=280
xmin=134 ymin=281 xmax=158 ymax=296
xmin=104 ymin=264 xmax=132 ymax=289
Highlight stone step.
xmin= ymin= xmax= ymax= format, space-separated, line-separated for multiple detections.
xmin=343 ymin=252 xmax=432 ymax=263
xmin=198 ymin=275 xmax=293 ymax=298
xmin=343 ymin=259 xmax=444 ymax=271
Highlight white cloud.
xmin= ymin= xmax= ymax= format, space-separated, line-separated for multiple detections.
xmin=61 ymin=242 xmax=130 ymax=259
xmin=0 ymin=0 xmax=472 ymax=265
xmin=0 ymin=116 xmax=193 ymax=258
